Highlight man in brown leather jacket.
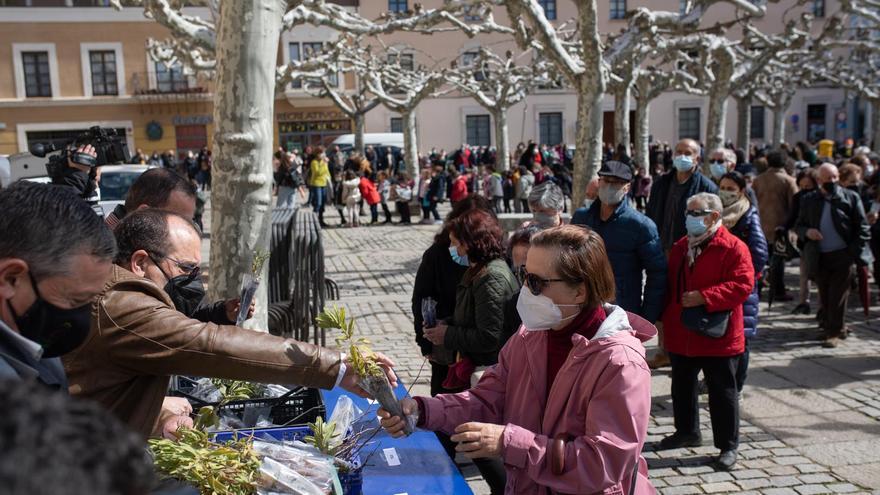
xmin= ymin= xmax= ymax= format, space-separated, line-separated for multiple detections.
xmin=63 ymin=208 xmax=394 ymax=438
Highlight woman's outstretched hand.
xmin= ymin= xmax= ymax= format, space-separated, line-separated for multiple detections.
xmin=378 ymin=397 xmax=418 ymax=438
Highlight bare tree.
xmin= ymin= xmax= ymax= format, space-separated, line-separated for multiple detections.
xmin=502 ymin=0 xmax=766 ymax=206
xmin=276 ymin=39 xmax=381 ymax=157
xmin=444 ymin=48 xmax=551 ymax=170
xmin=337 ymin=44 xmax=449 ymax=178
xmin=811 ymin=0 xmax=880 ymax=147
xmin=119 ymin=0 xmax=510 ymax=328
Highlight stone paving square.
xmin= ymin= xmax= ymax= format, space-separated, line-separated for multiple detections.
xmin=315 ymin=207 xmax=880 ymax=495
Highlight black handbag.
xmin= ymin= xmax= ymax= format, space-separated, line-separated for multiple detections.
xmin=678 ymin=259 xmax=730 ymax=339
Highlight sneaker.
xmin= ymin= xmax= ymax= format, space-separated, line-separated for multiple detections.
xmin=791 ymin=303 xmax=811 ymax=315
xmin=658 ymin=433 xmax=702 ymax=450
xmin=647 ymin=353 xmax=671 ymax=370
xmin=840 ymin=327 xmax=850 ymax=340
xmin=822 ymin=337 xmax=840 ymax=348
xmin=715 ymin=450 xmax=737 ymax=470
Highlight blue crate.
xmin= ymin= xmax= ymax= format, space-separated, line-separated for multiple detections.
xmin=211 ymin=425 xmax=310 ymax=443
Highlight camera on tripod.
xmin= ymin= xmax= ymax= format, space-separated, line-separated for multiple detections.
xmin=30 ymin=126 xmax=131 ymax=180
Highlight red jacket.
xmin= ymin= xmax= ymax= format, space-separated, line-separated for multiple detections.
xmin=450 ymin=177 xmax=468 ymax=202
xmin=662 ymin=227 xmax=754 ymax=357
xmin=359 ymin=177 xmax=381 ymax=205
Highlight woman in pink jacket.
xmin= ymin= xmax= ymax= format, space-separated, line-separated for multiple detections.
xmin=380 ymin=226 xmax=656 ymax=494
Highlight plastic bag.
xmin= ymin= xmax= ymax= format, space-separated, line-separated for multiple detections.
xmin=421 ymin=297 xmax=437 ymax=328
xmin=259 ymin=457 xmax=328 ymax=495
xmin=242 ymin=403 xmax=273 ymax=428
xmin=236 ymin=273 xmax=260 ymax=326
xmin=254 ymin=441 xmax=336 ymax=494
xmin=327 ymin=396 xmax=363 ymax=449
xmin=189 ymin=377 xmax=223 ymax=403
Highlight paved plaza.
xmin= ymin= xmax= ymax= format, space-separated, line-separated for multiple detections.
xmin=316 ymin=207 xmax=880 ymax=495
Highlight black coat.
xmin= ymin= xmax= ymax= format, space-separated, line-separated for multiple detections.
xmin=796 ymin=187 xmax=872 ymax=269
xmin=645 ymin=170 xmax=718 ymax=248
xmin=412 ymin=240 xmax=467 ymax=357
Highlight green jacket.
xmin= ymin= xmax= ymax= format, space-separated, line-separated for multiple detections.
xmin=445 ymin=258 xmax=519 ymax=366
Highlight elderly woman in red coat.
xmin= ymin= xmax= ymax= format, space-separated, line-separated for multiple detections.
xmin=657 ymin=192 xmax=754 ymax=472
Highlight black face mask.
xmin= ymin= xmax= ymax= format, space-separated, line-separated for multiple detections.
xmin=151 ymin=256 xmax=205 ymax=317
xmin=822 ymin=181 xmax=838 ymax=195
xmin=6 ymin=272 xmax=92 ymax=358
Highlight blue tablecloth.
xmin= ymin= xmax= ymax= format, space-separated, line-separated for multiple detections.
xmin=322 ymin=383 xmax=473 ymax=495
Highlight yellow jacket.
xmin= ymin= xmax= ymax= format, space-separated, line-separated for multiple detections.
xmin=309 ymin=159 xmax=331 ymax=187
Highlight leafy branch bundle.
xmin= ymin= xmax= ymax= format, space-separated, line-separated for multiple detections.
xmin=316 ymin=306 xmax=414 ymax=436
xmin=149 ymin=427 xmax=261 ymax=495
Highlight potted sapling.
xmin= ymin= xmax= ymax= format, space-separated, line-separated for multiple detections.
xmin=236 ymin=250 xmax=270 ymax=326
xmin=316 ymin=306 xmax=416 ymax=436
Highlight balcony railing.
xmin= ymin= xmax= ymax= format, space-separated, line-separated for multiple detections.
xmin=130 ymin=71 xmax=214 ymax=98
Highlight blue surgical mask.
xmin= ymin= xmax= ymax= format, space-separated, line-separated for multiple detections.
xmin=674 ymin=155 xmax=695 ymax=172
xmin=709 ymin=162 xmax=727 ymax=180
xmin=449 ymin=245 xmax=469 ymax=266
xmin=685 ymin=215 xmax=709 ymax=236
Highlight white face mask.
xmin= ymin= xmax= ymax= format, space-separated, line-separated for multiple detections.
xmin=515 ymin=286 xmax=580 ymax=331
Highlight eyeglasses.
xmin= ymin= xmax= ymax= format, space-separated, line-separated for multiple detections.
xmin=522 ymin=270 xmax=573 ymax=296
xmin=149 ymin=253 xmax=200 ymax=278
xmin=685 ymin=209 xmax=714 ymax=217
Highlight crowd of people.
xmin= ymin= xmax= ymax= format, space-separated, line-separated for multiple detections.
xmin=376 ymin=135 xmax=877 ymax=493
xmin=130 ymin=147 xmax=214 ymax=192
xmin=0 ymin=147 xmax=398 ymax=494
xmin=1 ymin=129 xmax=877 ymax=494
xmin=269 ymin=140 xmax=579 ymax=228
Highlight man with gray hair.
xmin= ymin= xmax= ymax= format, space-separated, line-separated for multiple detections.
xmin=796 ymin=163 xmax=871 ymax=348
xmin=707 ymin=148 xmax=758 ymax=205
xmin=0 ymin=181 xmax=117 ymax=386
xmin=658 ymin=191 xmax=754 ymax=470
xmin=527 ymin=181 xmax=565 ymax=228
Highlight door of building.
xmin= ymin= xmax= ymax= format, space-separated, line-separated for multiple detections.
xmin=807 ymin=104 xmax=827 ymax=142
xmin=602 ymin=111 xmax=636 ymax=148
xmin=175 ymin=125 xmax=207 ymax=157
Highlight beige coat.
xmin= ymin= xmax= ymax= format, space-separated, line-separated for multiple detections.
xmin=752 ymin=167 xmax=798 ymax=241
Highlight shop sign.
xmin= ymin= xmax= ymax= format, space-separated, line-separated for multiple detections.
xmin=172 ymin=115 xmax=213 ymax=126
xmin=276 ymin=110 xmax=347 ymax=121
xmin=278 ymin=120 xmax=352 ymax=133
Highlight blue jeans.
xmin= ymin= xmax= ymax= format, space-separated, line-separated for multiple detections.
xmin=309 ymin=186 xmax=326 ymax=213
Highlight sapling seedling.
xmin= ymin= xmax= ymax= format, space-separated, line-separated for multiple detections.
xmin=235 ymin=250 xmax=270 ymax=326
xmin=316 ymin=306 xmax=415 ymax=436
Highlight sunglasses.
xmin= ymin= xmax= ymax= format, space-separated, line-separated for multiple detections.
xmin=685 ymin=209 xmax=714 ymax=217
xmin=522 ymin=269 xmax=572 ymax=296
xmin=149 ymin=253 xmax=201 ymax=278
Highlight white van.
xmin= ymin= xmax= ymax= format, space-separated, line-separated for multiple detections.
xmin=332 ymin=133 xmax=404 ymax=152
xmin=0 ymin=155 xmax=9 ymax=188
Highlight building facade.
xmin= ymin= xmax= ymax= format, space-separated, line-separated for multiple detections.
xmin=0 ymin=0 xmax=865 ymax=161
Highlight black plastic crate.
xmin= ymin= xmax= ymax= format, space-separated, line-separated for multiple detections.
xmin=169 ymin=376 xmax=325 ymax=427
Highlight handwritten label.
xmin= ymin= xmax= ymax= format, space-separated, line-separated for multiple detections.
xmin=383 ymin=447 xmax=401 ymax=467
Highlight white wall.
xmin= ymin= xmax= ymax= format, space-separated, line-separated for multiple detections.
xmin=363 ymin=87 xmax=851 ymax=154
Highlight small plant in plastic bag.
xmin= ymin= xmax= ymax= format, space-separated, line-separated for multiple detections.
xmin=316 ymin=306 xmax=416 ymax=436
xmin=236 ymin=250 xmax=270 ymax=326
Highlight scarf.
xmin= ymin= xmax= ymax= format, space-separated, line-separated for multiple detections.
xmin=686 ymin=220 xmax=721 ymax=267
xmin=721 ymin=196 xmax=751 ymax=230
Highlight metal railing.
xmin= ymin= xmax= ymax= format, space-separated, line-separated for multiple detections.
xmin=268 ymin=207 xmax=337 ymax=346
xmin=129 ymin=71 xmax=214 ymax=98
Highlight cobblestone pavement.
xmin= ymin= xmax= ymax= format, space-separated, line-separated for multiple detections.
xmin=318 ymin=207 xmax=880 ymax=495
